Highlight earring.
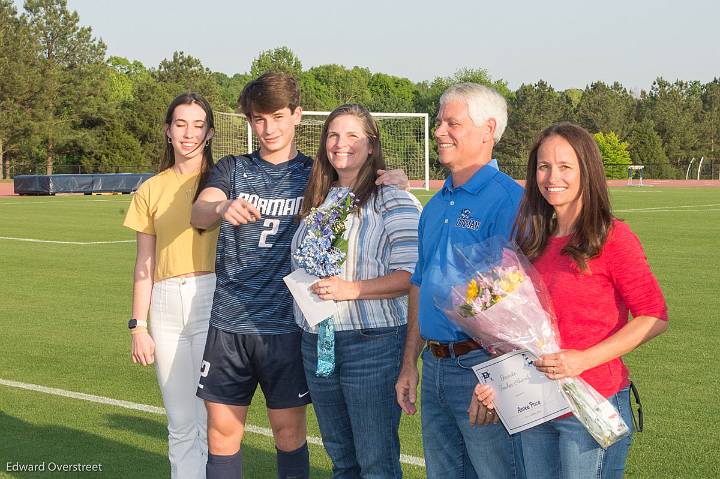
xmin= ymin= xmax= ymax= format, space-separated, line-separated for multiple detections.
xmin=167 ymin=137 xmax=172 ymax=144
xmin=205 ymin=140 xmax=210 ymax=147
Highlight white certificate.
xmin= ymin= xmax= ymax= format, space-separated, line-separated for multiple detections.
xmin=283 ymin=269 xmax=337 ymax=327
xmin=472 ymin=349 xmax=571 ymax=434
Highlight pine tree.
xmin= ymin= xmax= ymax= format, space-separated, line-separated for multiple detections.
xmin=0 ymin=1 xmax=40 ymax=177
xmin=22 ymin=0 xmax=106 ymax=174
xmin=628 ymin=118 xmax=676 ymax=178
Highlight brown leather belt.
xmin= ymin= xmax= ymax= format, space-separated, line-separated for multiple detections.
xmin=426 ymin=339 xmax=481 ymax=358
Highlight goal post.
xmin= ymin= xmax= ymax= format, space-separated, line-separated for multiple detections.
xmin=214 ymin=110 xmax=430 ymax=190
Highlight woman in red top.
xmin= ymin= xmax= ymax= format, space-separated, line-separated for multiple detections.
xmin=478 ymin=122 xmax=668 ymax=478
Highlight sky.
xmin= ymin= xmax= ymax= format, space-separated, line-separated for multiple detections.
xmin=14 ymin=0 xmax=720 ymax=92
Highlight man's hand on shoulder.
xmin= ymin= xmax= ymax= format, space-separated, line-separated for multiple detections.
xmin=376 ymin=169 xmax=409 ymax=190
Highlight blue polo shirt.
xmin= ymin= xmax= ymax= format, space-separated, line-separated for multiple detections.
xmin=410 ymin=160 xmax=524 ymax=342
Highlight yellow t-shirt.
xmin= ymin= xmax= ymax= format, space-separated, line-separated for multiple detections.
xmin=123 ymin=168 xmax=219 ymax=282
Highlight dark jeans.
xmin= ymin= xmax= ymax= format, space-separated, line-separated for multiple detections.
xmin=521 ymin=386 xmax=633 ymax=479
xmin=302 ymin=325 xmax=407 ymax=479
xmin=421 ymin=347 xmax=524 ymax=479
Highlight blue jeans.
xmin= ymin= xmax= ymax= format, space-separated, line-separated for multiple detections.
xmin=421 ymin=347 xmax=525 ymax=479
xmin=520 ymin=386 xmax=634 ymax=479
xmin=302 ymin=325 xmax=406 ymax=479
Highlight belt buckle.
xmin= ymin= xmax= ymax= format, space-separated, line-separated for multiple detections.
xmin=451 ymin=339 xmax=474 ymax=357
xmin=426 ymin=340 xmax=443 ymax=357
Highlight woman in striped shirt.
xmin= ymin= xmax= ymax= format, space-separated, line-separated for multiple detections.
xmin=291 ymin=103 xmax=421 ymax=478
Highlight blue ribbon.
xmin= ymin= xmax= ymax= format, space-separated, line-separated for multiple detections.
xmin=316 ymin=316 xmax=335 ymax=377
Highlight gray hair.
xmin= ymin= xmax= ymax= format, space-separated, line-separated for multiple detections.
xmin=439 ymin=83 xmax=508 ymax=143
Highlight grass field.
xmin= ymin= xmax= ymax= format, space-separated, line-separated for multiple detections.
xmin=1 ymin=187 xmax=719 ymax=478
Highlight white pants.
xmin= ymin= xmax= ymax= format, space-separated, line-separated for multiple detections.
xmin=150 ymin=273 xmax=215 ymax=479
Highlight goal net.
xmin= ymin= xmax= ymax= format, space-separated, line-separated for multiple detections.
xmin=214 ymin=111 xmax=430 ymax=189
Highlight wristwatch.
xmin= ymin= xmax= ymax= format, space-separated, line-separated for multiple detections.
xmin=128 ymin=319 xmax=148 ymax=330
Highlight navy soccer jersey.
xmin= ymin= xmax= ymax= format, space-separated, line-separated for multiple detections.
xmin=206 ymin=151 xmax=313 ymax=334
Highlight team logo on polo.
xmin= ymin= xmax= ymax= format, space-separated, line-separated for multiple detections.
xmin=456 ymin=209 xmax=481 ymax=230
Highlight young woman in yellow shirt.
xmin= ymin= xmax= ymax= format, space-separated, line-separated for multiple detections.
xmin=123 ymin=93 xmax=217 ymax=478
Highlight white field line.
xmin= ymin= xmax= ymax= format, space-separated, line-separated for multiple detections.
xmin=0 ymin=236 xmax=134 ymax=245
xmin=0 ymin=199 xmax=131 ymax=205
xmin=617 ymin=209 xmax=720 ymax=213
xmin=615 ymin=203 xmax=720 ymax=212
xmin=0 ymin=378 xmax=426 ymax=468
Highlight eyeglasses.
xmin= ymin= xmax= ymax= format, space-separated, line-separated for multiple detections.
xmin=629 ymin=382 xmax=643 ymax=432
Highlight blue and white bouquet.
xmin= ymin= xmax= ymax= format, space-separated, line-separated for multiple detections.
xmin=293 ymin=189 xmax=358 ymax=376
xmin=294 ymin=189 xmax=357 ymax=277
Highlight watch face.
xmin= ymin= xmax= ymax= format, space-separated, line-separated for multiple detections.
xmin=128 ymin=319 xmax=138 ymax=329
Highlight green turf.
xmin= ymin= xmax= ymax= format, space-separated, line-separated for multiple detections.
xmin=0 ymin=387 xmax=337 ymax=478
xmin=0 ymin=187 xmax=718 ymax=477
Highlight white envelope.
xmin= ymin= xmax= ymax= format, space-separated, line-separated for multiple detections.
xmin=283 ymin=269 xmax=337 ymax=327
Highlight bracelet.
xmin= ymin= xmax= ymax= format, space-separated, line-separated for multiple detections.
xmin=130 ymin=327 xmax=149 ymax=336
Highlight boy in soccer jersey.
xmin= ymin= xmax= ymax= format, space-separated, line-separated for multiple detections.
xmin=191 ymin=73 xmax=405 ymax=479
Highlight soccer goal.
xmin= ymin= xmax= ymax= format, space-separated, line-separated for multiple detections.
xmin=214 ymin=111 xmax=431 ymax=189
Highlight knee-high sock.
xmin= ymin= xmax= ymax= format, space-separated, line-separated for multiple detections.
xmin=276 ymin=442 xmax=309 ymax=479
xmin=207 ymin=449 xmax=243 ymax=479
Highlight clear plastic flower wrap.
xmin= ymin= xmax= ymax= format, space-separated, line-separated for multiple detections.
xmin=431 ymin=237 xmax=630 ymax=448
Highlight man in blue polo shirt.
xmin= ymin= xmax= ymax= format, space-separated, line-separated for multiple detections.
xmin=396 ymin=83 xmax=525 ymax=479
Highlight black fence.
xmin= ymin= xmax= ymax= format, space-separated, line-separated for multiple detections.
xmin=14 ymin=173 xmax=153 ymax=195
xmin=5 ymin=163 xmax=151 ymax=177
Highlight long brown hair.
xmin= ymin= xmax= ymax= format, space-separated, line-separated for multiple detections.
xmin=299 ymin=104 xmax=385 ymax=217
xmin=514 ymin=122 xmax=613 ymax=271
xmin=159 ymin=92 xmax=215 ymax=203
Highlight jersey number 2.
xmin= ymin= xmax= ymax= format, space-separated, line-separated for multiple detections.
xmin=259 ymin=219 xmax=280 ymax=248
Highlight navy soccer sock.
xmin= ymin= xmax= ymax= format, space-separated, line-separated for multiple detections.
xmin=206 ymin=449 xmax=243 ymax=479
xmin=276 ymin=442 xmax=309 ymax=479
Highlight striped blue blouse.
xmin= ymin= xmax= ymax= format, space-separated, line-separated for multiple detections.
xmin=291 ymin=185 xmax=422 ymax=332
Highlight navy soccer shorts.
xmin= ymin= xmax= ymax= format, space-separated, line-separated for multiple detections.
xmin=197 ymin=325 xmax=311 ymax=409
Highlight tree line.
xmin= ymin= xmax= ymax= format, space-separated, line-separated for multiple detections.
xmin=1 ymin=0 xmax=718 ymax=179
